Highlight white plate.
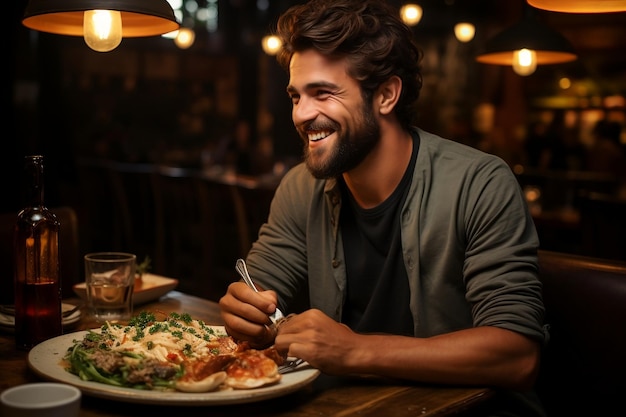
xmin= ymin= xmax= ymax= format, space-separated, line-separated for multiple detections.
xmin=73 ymin=273 xmax=179 ymax=306
xmin=28 ymin=330 xmax=319 ymax=406
xmin=0 ymin=303 xmax=81 ymax=333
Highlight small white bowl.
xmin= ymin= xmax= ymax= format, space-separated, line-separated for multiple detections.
xmin=0 ymin=382 xmax=81 ymax=417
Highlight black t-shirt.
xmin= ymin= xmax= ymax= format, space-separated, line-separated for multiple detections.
xmin=339 ymin=132 xmax=419 ymax=336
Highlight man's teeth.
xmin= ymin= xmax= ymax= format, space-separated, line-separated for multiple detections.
xmin=308 ymin=131 xmax=332 ymax=141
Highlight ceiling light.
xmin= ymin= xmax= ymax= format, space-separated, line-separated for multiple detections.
xmin=454 ymin=22 xmax=475 ymax=43
xmin=476 ymin=7 xmax=577 ymax=76
xmin=262 ymin=35 xmax=282 ymax=56
xmin=22 ymin=0 xmax=179 ymax=52
xmin=527 ymin=0 xmax=626 ymax=13
xmin=400 ymin=4 xmax=423 ymax=26
xmin=174 ymin=27 xmax=195 ymax=49
xmin=512 ymin=49 xmax=537 ymax=75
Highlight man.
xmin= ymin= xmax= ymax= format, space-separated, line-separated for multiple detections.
xmin=219 ymin=1 xmax=547 ymax=415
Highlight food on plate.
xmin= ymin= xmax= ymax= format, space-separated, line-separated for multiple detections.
xmin=63 ymin=311 xmax=284 ymax=392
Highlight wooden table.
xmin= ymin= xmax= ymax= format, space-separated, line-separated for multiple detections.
xmin=0 ymin=291 xmax=494 ymax=416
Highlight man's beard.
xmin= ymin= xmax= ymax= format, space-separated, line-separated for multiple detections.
xmin=302 ymin=100 xmax=380 ymax=179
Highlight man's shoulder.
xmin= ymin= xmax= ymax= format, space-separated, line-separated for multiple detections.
xmin=278 ymin=162 xmax=329 ymax=195
xmin=281 ymin=162 xmax=315 ymax=185
xmin=416 ymin=128 xmax=508 ymax=168
xmin=417 ymin=128 xmax=484 ymax=155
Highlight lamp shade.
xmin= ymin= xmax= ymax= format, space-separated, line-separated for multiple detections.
xmin=527 ymin=0 xmax=626 ymax=13
xmin=22 ymin=0 xmax=179 ymax=37
xmin=476 ymin=9 xmax=577 ymax=66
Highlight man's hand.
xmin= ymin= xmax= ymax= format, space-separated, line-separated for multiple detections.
xmin=219 ymin=281 xmax=281 ymax=348
xmin=274 ymin=309 xmax=359 ymax=375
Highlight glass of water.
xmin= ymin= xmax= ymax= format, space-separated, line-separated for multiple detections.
xmin=84 ymin=252 xmax=136 ymax=323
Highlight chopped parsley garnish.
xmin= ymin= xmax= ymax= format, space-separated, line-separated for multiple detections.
xmin=133 ymin=328 xmax=145 ymax=341
xmin=64 ymin=311 xmax=231 ymax=391
xmin=129 ymin=311 xmax=157 ymax=328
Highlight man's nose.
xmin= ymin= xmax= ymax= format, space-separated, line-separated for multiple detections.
xmin=292 ymin=97 xmax=317 ymax=125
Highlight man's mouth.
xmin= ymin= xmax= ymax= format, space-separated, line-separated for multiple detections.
xmin=308 ymin=130 xmax=333 ymax=142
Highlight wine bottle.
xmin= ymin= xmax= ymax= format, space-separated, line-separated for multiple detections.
xmin=13 ymin=155 xmax=62 ymax=350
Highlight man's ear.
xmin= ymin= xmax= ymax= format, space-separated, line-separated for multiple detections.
xmin=376 ymin=75 xmax=402 ymax=115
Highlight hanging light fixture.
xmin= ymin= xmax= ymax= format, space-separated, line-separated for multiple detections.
xmin=476 ymin=6 xmax=577 ymax=76
xmin=22 ymin=0 xmax=179 ymax=52
xmin=174 ymin=27 xmax=195 ymax=50
xmin=512 ymin=48 xmax=537 ymax=75
xmin=261 ymin=35 xmax=282 ymax=56
xmin=454 ymin=22 xmax=476 ymax=43
xmin=527 ymin=0 xmax=626 ymax=13
xmin=400 ymin=3 xmax=423 ymax=26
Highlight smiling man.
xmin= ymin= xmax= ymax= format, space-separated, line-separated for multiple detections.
xmin=219 ymin=1 xmax=548 ymax=416
xmin=288 ymin=49 xmax=386 ymax=184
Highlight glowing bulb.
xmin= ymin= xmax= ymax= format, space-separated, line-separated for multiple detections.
xmin=512 ymin=48 xmax=537 ymax=76
xmin=400 ymin=4 xmax=422 ymax=26
xmin=262 ymin=35 xmax=282 ymax=55
xmin=559 ymin=77 xmax=571 ymax=90
xmin=174 ymin=28 xmax=195 ymax=49
xmin=454 ymin=22 xmax=475 ymax=43
xmin=83 ymin=10 xmax=122 ymax=52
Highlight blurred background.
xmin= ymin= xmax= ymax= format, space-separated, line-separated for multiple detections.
xmin=3 ymin=0 xmax=625 ymax=300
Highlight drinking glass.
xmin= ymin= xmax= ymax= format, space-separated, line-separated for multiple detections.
xmin=84 ymin=252 xmax=136 ymax=323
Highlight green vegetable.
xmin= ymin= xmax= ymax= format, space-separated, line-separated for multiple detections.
xmin=135 ymin=256 xmax=152 ymax=276
xmin=63 ymin=311 xmax=227 ymax=391
xmin=66 ymin=342 xmax=124 ymax=386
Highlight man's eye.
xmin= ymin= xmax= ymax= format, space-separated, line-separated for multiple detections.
xmin=289 ymin=95 xmax=300 ymax=104
xmin=316 ymin=90 xmax=331 ymax=98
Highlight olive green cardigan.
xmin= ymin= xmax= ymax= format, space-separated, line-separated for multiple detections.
xmin=247 ymin=128 xmax=546 ymax=344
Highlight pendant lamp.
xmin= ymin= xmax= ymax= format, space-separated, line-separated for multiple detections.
xmin=454 ymin=22 xmax=476 ymax=43
xmin=400 ymin=3 xmax=423 ymax=26
xmin=527 ymin=0 xmax=626 ymax=13
xmin=476 ymin=6 xmax=577 ymax=76
xmin=22 ymin=0 xmax=179 ymax=52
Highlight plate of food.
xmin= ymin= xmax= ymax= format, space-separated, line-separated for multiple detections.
xmin=28 ymin=311 xmax=319 ymax=405
xmin=73 ymin=273 xmax=179 ymax=306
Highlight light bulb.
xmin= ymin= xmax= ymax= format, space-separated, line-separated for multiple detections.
xmin=83 ymin=10 xmax=122 ymax=52
xmin=174 ymin=28 xmax=195 ymax=49
xmin=454 ymin=22 xmax=475 ymax=43
xmin=400 ymin=4 xmax=422 ymax=26
xmin=512 ymin=48 xmax=537 ymax=76
xmin=261 ymin=35 xmax=282 ymax=55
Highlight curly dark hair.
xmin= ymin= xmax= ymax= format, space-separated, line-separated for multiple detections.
xmin=275 ymin=0 xmax=423 ymax=129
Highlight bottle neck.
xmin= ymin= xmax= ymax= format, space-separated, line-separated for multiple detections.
xmin=24 ymin=155 xmax=45 ymax=207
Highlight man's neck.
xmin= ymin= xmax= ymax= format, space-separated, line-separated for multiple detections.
xmin=342 ymin=126 xmax=413 ymax=209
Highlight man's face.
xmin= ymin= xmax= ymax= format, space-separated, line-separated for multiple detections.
xmin=287 ymin=49 xmax=379 ymax=179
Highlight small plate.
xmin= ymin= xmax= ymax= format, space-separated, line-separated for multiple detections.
xmin=0 ymin=303 xmax=81 ymax=333
xmin=73 ymin=273 xmax=179 ymax=306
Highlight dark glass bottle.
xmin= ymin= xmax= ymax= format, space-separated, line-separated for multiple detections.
xmin=13 ymin=155 xmax=62 ymax=350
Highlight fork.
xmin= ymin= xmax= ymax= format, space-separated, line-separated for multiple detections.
xmin=278 ymin=358 xmax=305 ymax=374
xmin=235 ymin=259 xmax=285 ymax=326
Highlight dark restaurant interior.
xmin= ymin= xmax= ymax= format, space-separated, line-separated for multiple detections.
xmin=3 ymin=0 xmax=626 ymax=301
